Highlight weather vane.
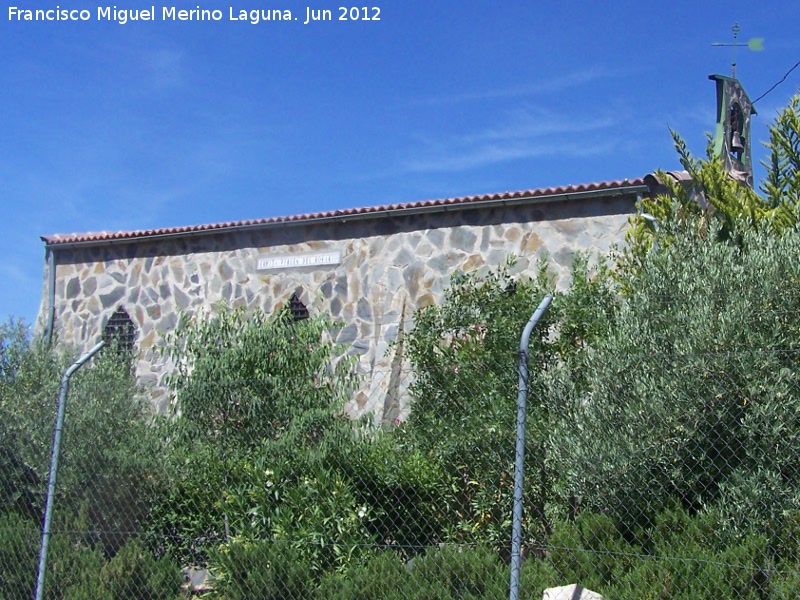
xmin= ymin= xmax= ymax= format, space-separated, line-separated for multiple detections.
xmin=712 ymin=23 xmax=764 ymax=78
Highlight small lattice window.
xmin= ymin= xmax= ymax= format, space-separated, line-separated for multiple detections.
xmin=103 ymin=307 xmax=137 ymax=353
xmin=288 ymin=293 xmax=309 ymax=322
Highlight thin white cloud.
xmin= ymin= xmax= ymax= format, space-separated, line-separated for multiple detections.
xmin=403 ymin=140 xmax=615 ymax=173
xmin=460 ymin=106 xmax=616 ymax=143
xmin=410 ymin=67 xmax=631 ymax=107
xmin=401 ymin=105 xmax=619 ymax=173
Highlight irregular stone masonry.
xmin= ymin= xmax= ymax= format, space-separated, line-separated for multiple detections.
xmin=39 ymin=193 xmax=639 ymax=423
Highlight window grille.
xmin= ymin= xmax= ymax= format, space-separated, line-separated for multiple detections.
xmin=288 ymin=293 xmax=309 ymax=322
xmin=103 ymin=307 xmax=137 ymax=353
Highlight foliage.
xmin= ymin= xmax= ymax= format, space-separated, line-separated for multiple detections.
xmin=531 ymin=508 xmax=775 ymax=600
xmin=402 ymin=256 xmax=615 ymax=548
xmin=608 ymin=514 xmax=771 ymax=599
xmin=208 ymin=540 xmax=311 ymax=600
xmin=154 ymin=307 xmax=370 ymax=575
xmin=315 ymin=545 xmax=508 ymax=600
xmin=624 ymin=146 xmax=760 ymax=276
xmin=319 ymin=509 xmax=776 ymax=598
xmin=402 ymin=260 xmax=555 ymax=542
xmin=314 ymin=549 xmax=408 ymax=600
xmin=61 ymin=537 xmax=184 ymax=600
xmin=538 ymin=92 xmax=800 ymax=584
xmin=761 ymin=94 xmax=800 ymax=211
xmin=0 ymin=318 xmax=181 ymax=599
xmin=39 ymin=531 xmax=107 ymax=600
xmin=164 ymin=306 xmax=358 ymax=451
xmin=625 ymin=93 xmax=800 ymax=274
xmin=404 ymin=258 xmax=554 ymax=456
xmin=0 ymin=320 xmax=61 ymax=522
xmin=100 ymin=538 xmax=183 ymax=599
xmin=0 ymin=511 xmax=183 ymax=600
xmin=59 ymin=351 xmax=167 ymax=554
xmin=547 ymin=511 xmax=638 ymax=591
xmin=406 ymin=544 xmax=508 ymax=599
xmin=267 ymin=464 xmax=373 ymax=574
xmin=0 ymin=319 xmax=166 ymax=555
xmin=0 ymin=512 xmax=40 ymax=599
xmin=338 ymin=431 xmax=452 ymax=558
xmin=551 ymin=214 xmax=800 ymax=538
xmin=154 ymin=421 xmax=373 ymax=568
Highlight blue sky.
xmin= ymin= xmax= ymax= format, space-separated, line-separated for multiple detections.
xmin=3 ymin=1 xmax=800 ymax=327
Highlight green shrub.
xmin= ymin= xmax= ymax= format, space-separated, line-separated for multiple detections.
xmin=315 ymin=550 xmax=408 ymax=600
xmin=163 ymin=307 xmax=358 ymax=452
xmin=337 ymin=430 xmax=451 ymax=558
xmin=100 ymin=539 xmax=183 ymax=599
xmin=269 ymin=465 xmax=374 ymax=575
xmin=550 ymin=219 xmax=800 ymax=536
xmin=0 ymin=513 xmax=39 ymax=600
xmin=60 ymin=538 xmax=183 ymax=600
xmin=606 ymin=530 xmax=770 ymax=600
xmin=316 ymin=545 xmax=507 ymax=600
xmin=1 ymin=320 xmax=62 ymax=524
xmin=403 ymin=261 xmax=551 ymax=549
xmin=524 ymin=508 xmax=775 ymax=599
xmin=0 ymin=320 xmax=167 ymax=557
xmin=44 ymin=533 xmax=106 ymax=600
xmin=209 ymin=539 xmax=312 ymax=600
xmin=547 ymin=512 xmax=636 ymax=591
xmin=402 ymin=256 xmax=616 ymax=549
xmin=60 ymin=351 xmax=167 ymax=556
xmin=518 ymin=555 xmax=561 ymax=598
xmin=153 ymin=307 xmax=374 ymax=579
xmin=407 ymin=545 xmax=507 ymax=600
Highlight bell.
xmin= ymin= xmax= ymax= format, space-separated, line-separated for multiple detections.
xmin=731 ymin=130 xmax=744 ymax=153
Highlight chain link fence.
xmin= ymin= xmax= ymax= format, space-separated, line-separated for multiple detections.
xmin=4 ymin=293 xmax=800 ymax=599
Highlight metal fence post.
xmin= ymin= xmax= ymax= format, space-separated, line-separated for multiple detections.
xmin=34 ymin=341 xmax=105 ymax=600
xmin=509 ymin=295 xmax=553 ymax=600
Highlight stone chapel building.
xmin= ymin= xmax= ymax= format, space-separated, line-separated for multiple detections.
xmin=36 ymin=74 xmax=756 ymax=425
xmin=37 ymin=180 xmax=648 ymax=421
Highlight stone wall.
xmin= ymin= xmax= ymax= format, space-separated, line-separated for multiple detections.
xmin=39 ymin=193 xmax=638 ymax=422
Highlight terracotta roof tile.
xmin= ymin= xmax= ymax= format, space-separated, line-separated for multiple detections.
xmin=42 ymin=178 xmax=647 ymax=246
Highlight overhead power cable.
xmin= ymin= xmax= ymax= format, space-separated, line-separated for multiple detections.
xmin=753 ymin=58 xmax=800 ymax=105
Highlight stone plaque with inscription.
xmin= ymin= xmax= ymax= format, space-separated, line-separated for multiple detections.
xmin=256 ymin=251 xmax=341 ymax=272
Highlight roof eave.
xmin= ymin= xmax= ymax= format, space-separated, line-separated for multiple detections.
xmin=42 ymin=183 xmax=648 ymax=250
